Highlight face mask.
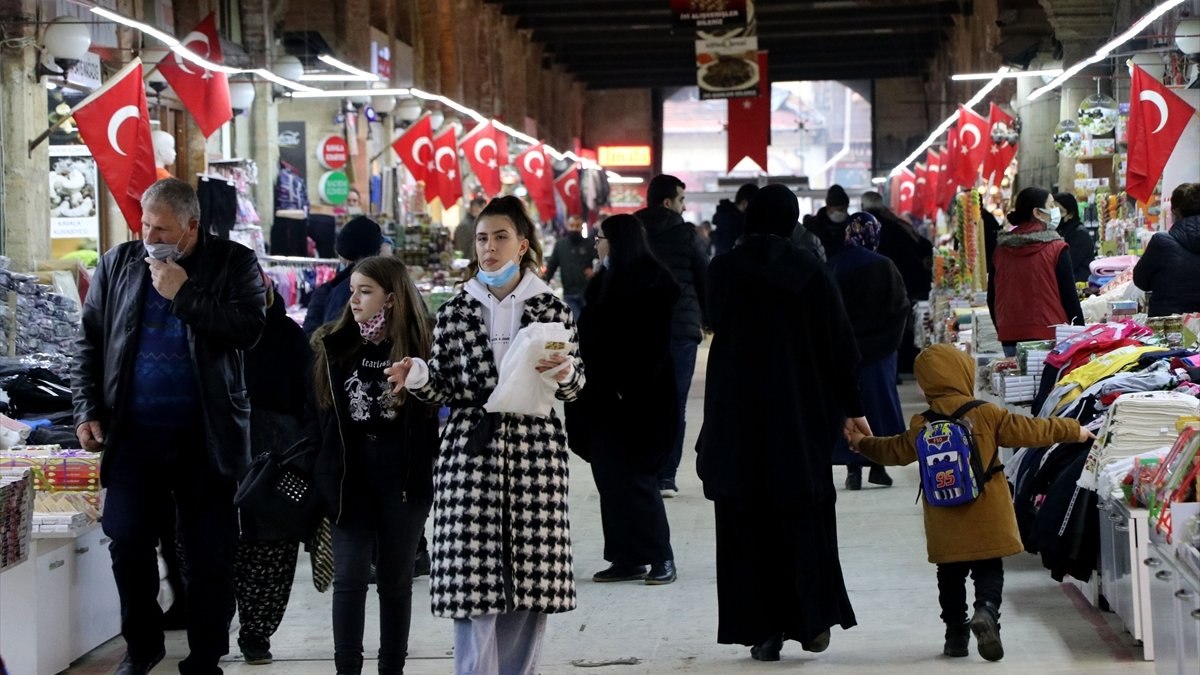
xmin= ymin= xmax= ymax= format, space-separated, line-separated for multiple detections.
xmin=602 ymin=255 xmax=610 ymax=269
xmin=1047 ymin=207 xmax=1062 ymax=228
xmin=358 ymin=307 xmax=388 ymax=341
xmin=477 ymin=259 xmax=519 ymax=287
xmin=143 ymin=228 xmax=189 ymax=262
xmin=828 ymin=210 xmax=848 ymax=224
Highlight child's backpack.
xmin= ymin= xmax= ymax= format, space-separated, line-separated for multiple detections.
xmin=916 ymin=401 xmax=1003 ymax=507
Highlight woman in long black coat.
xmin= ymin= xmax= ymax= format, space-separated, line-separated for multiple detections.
xmin=698 ymin=184 xmax=866 ymax=662
xmin=567 ymin=214 xmax=682 ymax=585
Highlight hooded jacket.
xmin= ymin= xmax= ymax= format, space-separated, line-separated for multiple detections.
xmin=711 ymin=199 xmax=745 ymax=256
xmin=1133 ymin=214 xmax=1200 ymax=317
xmin=989 ymin=223 xmax=1083 ymax=342
xmin=635 ymin=205 xmax=708 ymax=341
xmin=856 ymin=345 xmax=1081 ymax=564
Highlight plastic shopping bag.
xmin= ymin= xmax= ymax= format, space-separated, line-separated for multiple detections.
xmin=484 ymin=322 xmax=573 ymax=418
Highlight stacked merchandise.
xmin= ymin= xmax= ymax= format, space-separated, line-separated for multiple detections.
xmin=972 ymin=309 xmax=1001 ymax=354
xmin=0 ymin=446 xmax=102 ymax=534
xmin=1077 ymin=392 xmax=1200 ymax=494
xmin=0 ymin=256 xmax=81 ymax=356
xmin=1087 ymin=255 xmax=1140 ymax=290
xmin=0 ymin=468 xmax=34 ymax=571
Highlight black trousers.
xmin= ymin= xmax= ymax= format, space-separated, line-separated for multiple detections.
xmin=332 ymin=498 xmax=430 ymax=674
xmin=591 ymin=447 xmax=672 ymax=566
xmin=102 ymin=426 xmax=237 ymax=675
xmin=936 ymin=557 xmax=1004 ymax=625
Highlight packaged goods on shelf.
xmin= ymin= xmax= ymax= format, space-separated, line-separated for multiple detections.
xmin=0 ymin=257 xmax=81 ymax=356
xmin=0 ymin=468 xmax=34 ymax=571
xmin=0 ymin=448 xmax=100 ymax=493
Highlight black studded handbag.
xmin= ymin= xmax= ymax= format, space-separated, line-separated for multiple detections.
xmin=234 ymin=440 xmax=320 ymax=541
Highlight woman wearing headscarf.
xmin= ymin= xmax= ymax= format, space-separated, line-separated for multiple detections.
xmin=827 ymin=212 xmax=909 ymax=491
xmin=567 ymin=214 xmax=681 ymax=585
xmin=698 ymin=184 xmax=863 ymax=662
xmin=987 ymin=187 xmax=1084 ymax=356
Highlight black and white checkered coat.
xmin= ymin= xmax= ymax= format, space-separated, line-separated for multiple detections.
xmin=413 ymin=289 xmax=585 ymax=619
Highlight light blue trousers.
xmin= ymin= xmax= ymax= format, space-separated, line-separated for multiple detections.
xmin=453 ymin=611 xmax=548 ymax=675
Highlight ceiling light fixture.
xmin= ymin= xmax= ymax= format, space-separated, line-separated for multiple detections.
xmin=950 ymin=69 xmax=1063 ymax=81
xmin=286 ymin=87 xmax=412 ymax=99
xmin=889 ymin=67 xmax=1010 ymax=177
xmin=1028 ymin=0 xmax=1187 ymax=100
xmin=297 ymin=73 xmax=381 ymax=82
xmin=317 ymin=54 xmax=381 ymax=81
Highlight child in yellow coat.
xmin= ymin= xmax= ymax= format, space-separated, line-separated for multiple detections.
xmin=847 ymin=344 xmax=1092 ymax=661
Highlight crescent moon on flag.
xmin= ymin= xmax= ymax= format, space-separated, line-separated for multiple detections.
xmin=411 ymin=137 xmax=434 ymax=167
xmin=174 ymin=31 xmax=211 ymax=75
xmin=523 ymin=151 xmax=544 ymax=177
xmin=474 ymin=138 xmax=497 ymax=164
xmin=900 ymin=181 xmax=915 ymax=199
xmin=1138 ymin=90 xmax=1169 ymax=134
xmin=107 ymin=105 xmax=140 ymax=157
xmin=564 ymin=177 xmax=578 ymax=196
xmin=959 ymin=123 xmax=981 ymax=149
xmin=435 ymin=146 xmax=457 ymax=172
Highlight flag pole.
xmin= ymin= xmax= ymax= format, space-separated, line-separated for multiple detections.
xmin=29 ymin=58 xmax=145 ymax=157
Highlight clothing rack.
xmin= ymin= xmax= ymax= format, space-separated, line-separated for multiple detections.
xmin=259 ymin=255 xmax=340 ymax=266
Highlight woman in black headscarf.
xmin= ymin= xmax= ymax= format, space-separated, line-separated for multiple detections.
xmin=698 ymin=184 xmax=864 ymax=661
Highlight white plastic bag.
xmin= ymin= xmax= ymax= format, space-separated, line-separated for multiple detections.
xmin=485 ymin=322 xmax=573 ymax=418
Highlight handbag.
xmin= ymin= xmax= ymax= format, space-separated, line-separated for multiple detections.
xmin=234 ymin=440 xmax=320 ymax=541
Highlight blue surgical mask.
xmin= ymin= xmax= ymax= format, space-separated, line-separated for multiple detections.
xmin=1048 ymin=207 xmax=1062 ymax=229
xmin=144 ymin=240 xmax=182 ymax=262
xmin=477 ymin=259 xmax=519 ymax=287
xmin=602 ymin=255 xmax=610 ymax=269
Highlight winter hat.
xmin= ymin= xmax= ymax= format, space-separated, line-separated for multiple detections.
xmin=826 ymin=184 xmax=850 ymax=208
xmin=745 ymin=184 xmax=800 ymax=238
xmin=336 ymin=216 xmax=383 ymax=261
xmin=844 ymin=212 xmax=881 ymax=250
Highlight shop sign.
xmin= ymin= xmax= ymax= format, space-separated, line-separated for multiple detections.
xmin=670 ymin=0 xmax=748 ymax=28
xmin=696 ymin=36 xmax=760 ymax=100
xmin=598 ymin=145 xmax=652 ymax=167
xmin=371 ymin=40 xmax=392 ymax=81
xmin=49 ymin=145 xmax=100 ymax=239
xmin=319 ymin=170 xmax=351 ymax=205
xmin=317 ymin=134 xmax=348 ymax=170
xmin=67 ymin=52 xmax=102 ymax=91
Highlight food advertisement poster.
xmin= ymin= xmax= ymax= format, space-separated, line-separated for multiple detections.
xmin=670 ymin=0 xmax=749 ymax=28
xmin=696 ymin=36 xmax=760 ymax=100
xmin=49 ymin=146 xmax=100 ymax=239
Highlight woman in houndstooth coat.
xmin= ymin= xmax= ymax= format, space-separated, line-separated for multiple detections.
xmin=387 ymin=196 xmax=585 ymax=675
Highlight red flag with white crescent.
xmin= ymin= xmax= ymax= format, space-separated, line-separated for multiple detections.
xmin=516 ymin=143 xmax=555 ymax=219
xmin=72 ymin=59 xmax=157 ymax=233
xmin=897 ymin=167 xmax=917 ymax=215
xmin=1126 ymin=65 xmax=1196 ymax=204
xmin=913 ymin=162 xmax=928 ymax=220
xmin=924 ymin=149 xmax=941 ymax=217
xmin=155 ymin=12 xmax=232 ymax=138
xmin=392 ymin=114 xmax=435 ymax=190
xmin=433 ymin=127 xmax=463 ymax=207
xmin=461 ymin=120 xmax=503 ymax=197
xmin=983 ymin=103 xmax=1017 ymax=187
xmin=954 ymin=105 xmax=989 ymax=187
xmin=555 ymin=166 xmax=583 ymax=217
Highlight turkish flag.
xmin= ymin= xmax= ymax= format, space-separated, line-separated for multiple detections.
xmin=461 ymin=120 xmax=506 ymax=197
xmin=433 ymin=127 xmax=463 ymax=207
xmin=983 ymin=103 xmax=1017 ymax=187
xmin=954 ymin=105 xmax=989 ymax=187
xmin=73 ymin=59 xmax=157 ymax=233
xmin=516 ymin=143 xmax=555 ymax=220
xmin=393 ymin=114 xmax=435 ymax=193
xmin=924 ymin=149 xmax=941 ymax=217
xmin=914 ymin=163 xmax=929 ymax=220
xmin=727 ymin=51 xmax=770 ymax=173
xmin=155 ymin=13 xmax=232 ymax=138
xmin=555 ymin=166 xmax=583 ymax=217
xmin=1126 ymin=64 xmax=1196 ymax=204
xmin=897 ymin=167 xmax=917 ymax=215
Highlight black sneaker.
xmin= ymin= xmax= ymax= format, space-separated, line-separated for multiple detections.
xmin=413 ymin=548 xmax=431 ymax=577
xmin=114 ymin=648 xmax=166 ymax=675
xmin=750 ymin=634 xmax=782 ymax=661
xmin=239 ymin=636 xmax=272 ymax=665
xmin=645 ymin=560 xmax=677 ymax=585
xmin=801 ymin=630 xmax=830 ymax=653
xmin=943 ymin=621 xmax=970 ymax=657
xmin=658 ymin=478 xmax=678 ymax=498
xmin=845 ymin=470 xmax=862 ymax=491
xmin=970 ymin=603 xmax=1004 ymax=661
xmin=592 ymin=563 xmax=647 ymax=582
xmin=868 ymin=466 xmax=894 ymax=487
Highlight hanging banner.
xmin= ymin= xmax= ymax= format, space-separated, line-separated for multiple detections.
xmin=670 ymin=0 xmax=749 ymax=28
xmin=697 ymin=36 xmax=760 ymax=100
xmin=726 ymin=50 xmax=769 ymax=172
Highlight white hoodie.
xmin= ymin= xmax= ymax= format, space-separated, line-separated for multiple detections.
xmin=406 ymin=270 xmax=560 ymax=388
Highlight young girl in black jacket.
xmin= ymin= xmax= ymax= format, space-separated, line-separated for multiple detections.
xmin=310 ymin=255 xmax=439 ymax=675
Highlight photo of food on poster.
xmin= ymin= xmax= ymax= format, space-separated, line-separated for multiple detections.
xmin=696 ymin=36 xmax=759 ymax=100
xmin=670 ymin=0 xmax=749 ymax=29
xmin=49 ymin=146 xmax=100 ymax=240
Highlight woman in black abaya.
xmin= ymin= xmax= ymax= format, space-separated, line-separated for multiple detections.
xmin=698 ymin=184 xmax=866 ymax=662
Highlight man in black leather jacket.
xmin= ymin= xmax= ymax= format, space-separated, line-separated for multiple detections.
xmin=71 ymin=178 xmax=266 ymax=675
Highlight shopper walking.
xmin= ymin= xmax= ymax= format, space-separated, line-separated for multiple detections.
xmin=385 ymin=196 xmax=585 ymax=675
xmin=698 ymin=184 xmax=863 ymax=662
xmin=861 ymin=191 xmax=931 ymax=374
xmin=1134 ymin=182 xmax=1200 ymax=317
xmin=805 ymin=184 xmax=853 ymax=257
xmin=454 ymin=197 xmax=488 ymax=257
xmin=303 ymin=216 xmax=385 ymax=336
xmin=234 ymin=270 xmax=314 ymax=666
xmin=543 ymin=215 xmax=596 ymax=320
xmin=712 ymin=183 xmax=758 ymax=257
xmin=1053 ymin=192 xmax=1095 ymax=284
xmin=636 ymin=174 xmax=708 ymax=497
xmin=987 ymin=187 xmax=1084 ymax=356
xmin=72 ymin=178 xmax=266 ymax=675
xmin=828 ymin=212 xmax=907 ymax=491
xmin=310 ymin=256 xmax=440 ymax=675
xmin=566 ymin=214 xmax=680 ymax=586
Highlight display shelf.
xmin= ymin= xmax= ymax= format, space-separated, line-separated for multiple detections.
xmin=32 ymin=519 xmax=100 ymax=540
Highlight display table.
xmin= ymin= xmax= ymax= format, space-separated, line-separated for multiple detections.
xmin=1099 ymin=500 xmax=1156 ymax=659
xmin=1146 ymin=532 xmax=1200 ymax=675
xmin=0 ymin=523 xmax=121 ymax=675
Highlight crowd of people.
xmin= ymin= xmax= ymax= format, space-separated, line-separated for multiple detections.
xmin=70 ymin=174 xmax=1200 ymax=675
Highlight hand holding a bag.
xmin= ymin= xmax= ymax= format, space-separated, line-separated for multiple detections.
xmin=536 ymin=354 xmax=572 ymax=382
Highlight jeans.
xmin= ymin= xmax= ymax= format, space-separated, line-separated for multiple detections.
xmin=102 ymin=425 xmax=237 ymax=675
xmin=563 ymin=294 xmax=585 ymax=325
xmin=658 ymin=337 xmax=699 ymax=483
xmin=936 ymin=558 xmax=1004 ymax=625
xmin=332 ymin=498 xmax=431 ymax=674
